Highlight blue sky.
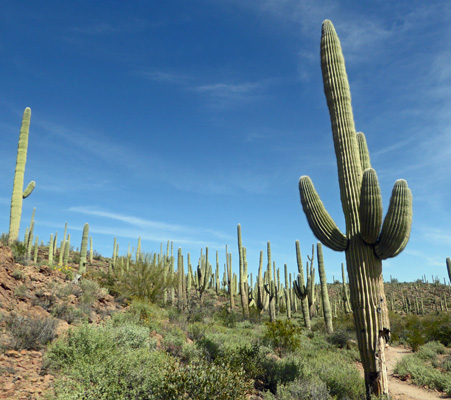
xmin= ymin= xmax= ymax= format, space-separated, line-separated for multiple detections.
xmin=1 ymin=1 xmax=450 ymax=283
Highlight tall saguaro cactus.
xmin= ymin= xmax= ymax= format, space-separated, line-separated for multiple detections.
xmin=8 ymin=108 xmax=36 ymax=244
xmin=298 ymin=20 xmax=412 ymax=398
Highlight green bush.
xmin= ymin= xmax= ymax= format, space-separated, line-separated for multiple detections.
xmin=263 ymin=376 xmax=332 ymax=400
xmin=394 ymin=352 xmax=451 ymax=395
xmin=262 ymin=319 xmax=302 ymax=356
xmin=162 ymin=359 xmax=252 ymax=400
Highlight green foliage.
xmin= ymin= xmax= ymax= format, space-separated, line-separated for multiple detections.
xmin=390 ymin=312 xmax=451 ymax=348
xmin=51 ymin=303 xmax=86 ymax=324
xmin=12 ymin=269 xmax=23 ymax=280
xmin=162 ymin=358 xmax=252 ymax=400
xmin=394 ymin=348 xmax=451 ymax=395
xmin=3 ymin=314 xmax=57 ymax=350
xmin=108 ymin=255 xmax=171 ymax=303
xmin=9 ymin=241 xmax=28 ymax=263
xmin=263 ymin=377 xmax=332 ymax=400
xmin=262 ymin=319 xmax=302 ymax=356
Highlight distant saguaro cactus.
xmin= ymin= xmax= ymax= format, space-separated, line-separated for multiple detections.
xmin=446 ymin=258 xmax=451 ymax=284
xmin=8 ymin=108 xmax=35 ymax=245
xmin=79 ymin=223 xmax=89 ymax=274
xmin=298 ymin=20 xmax=412 ymax=398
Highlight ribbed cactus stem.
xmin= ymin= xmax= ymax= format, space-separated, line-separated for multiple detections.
xmin=63 ymin=235 xmax=70 ymax=265
xmin=79 ymin=223 xmax=89 ymax=274
xmin=294 ymin=240 xmax=311 ymax=329
xmin=237 ymin=224 xmax=250 ymax=317
xmin=447 ymin=258 xmax=451 ymax=284
xmin=48 ymin=234 xmax=54 ymax=266
xmin=317 ymin=243 xmax=333 ymax=333
xmin=33 ymin=236 xmax=38 ymax=263
xmin=112 ymin=237 xmax=117 ymax=264
xmin=8 ymin=108 xmax=35 ymax=244
xmin=264 ymin=241 xmax=276 ymax=322
xmin=297 ymin=20 xmax=412 ymax=397
xmin=284 ymin=264 xmax=292 ymax=319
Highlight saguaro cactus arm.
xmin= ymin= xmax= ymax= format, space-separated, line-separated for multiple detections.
xmin=375 ymin=180 xmax=412 ymax=259
xmin=23 ymin=181 xmax=35 ymax=198
xmin=298 ymin=176 xmax=348 ymax=251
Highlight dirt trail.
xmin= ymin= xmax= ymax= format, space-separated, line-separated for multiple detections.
xmin=385 ymin=346 xmax=447 ymax=400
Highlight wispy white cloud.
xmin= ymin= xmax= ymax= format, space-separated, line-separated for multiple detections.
xmin=69 ymin=206 xmax=234 ymax=243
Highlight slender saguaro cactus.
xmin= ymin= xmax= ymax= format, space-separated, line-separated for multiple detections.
xmin=79 ymin=223 xmax=89 ymax=274
xmin=317 ymin=243 xmax=333 ymax=334
xmin=446 ymin=258 xmax=451 ymax=284
xmin=237 ymin=224 xmax=250 ymax=317
xmin=8 ymin=108 xmax=36 ymax=245
xmin=264 ymin=242 xmax=276 ymax=322
xmin=48 ymin=234 xmax=54 ymax=266
xmin=293 ymin=240 xmax=311 ymax=329
xmin=298 ymin=20 xmax=412 ymax=398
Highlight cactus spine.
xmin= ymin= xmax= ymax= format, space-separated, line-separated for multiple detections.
xmin=317 ymin=243 xmax=333 ymax=333
xmin=8 ymin=108 xmax=36 ymax=244
xmin=79 ymin=223 xmax=89 ymax=274
xmin=298 ymin=20 xmax=412 ymax=397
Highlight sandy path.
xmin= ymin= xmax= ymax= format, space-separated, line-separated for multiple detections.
xmin=385 ymin=346 xmax=447 ymax=400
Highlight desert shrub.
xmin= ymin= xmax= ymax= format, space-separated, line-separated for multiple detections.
xmin=263 ymin=376 xmax=332 ymax=400
xmin=416 ymin=340 xmax=445 ymax=360
xmin=442 ymin=355 xmax=451 ymax=372
xmin=162 ymin=359 xmax=252 ymax=400
xmin=10 ymin=241 xmax=28 ymax=263
xmin=12 ymin=269 xmax=23 ymax=280
xmin=327 ymin=329 xmax=354 ymax=348
xmin=390 ymin=312 xmax=451 ymax=348
xmin=260 ymin=355 xmax=303 ymax=393
xmin=50 ymin=346 xmax=170 ymax=400
xmin=215 ymin=305 xmax=240 ymax=328
xmin=111 ymin=255 xmax=173 ymax=303
xmin=32 ymin=291 xmax=57 ymax=311
xmin=51 ymin=303 xmax=86 ymax=324
xmin=220 ymin=342 xmax=266 ymax=384
xmin=262 ymin=319 xmax=302 ymax=356
xmin=79 ymin=279 xmax=102 ymax=306
xmin=14 ymin=283 xmax=29 ymax=298
xmin=196 ymin=336 xmax=223 ymax=361
xmin=394 ymin=351 xmax=451 ymax=395
xmin=162 ymin=326 xmax=186 ymax=357
xmin=5 ymin=314 xmax=57 ymax=350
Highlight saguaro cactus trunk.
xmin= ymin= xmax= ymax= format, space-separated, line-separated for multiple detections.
xmin=8 ymin=108 xmax=35 ymax=244
xmin=298 ymin=20 xmax=412 ymax=398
